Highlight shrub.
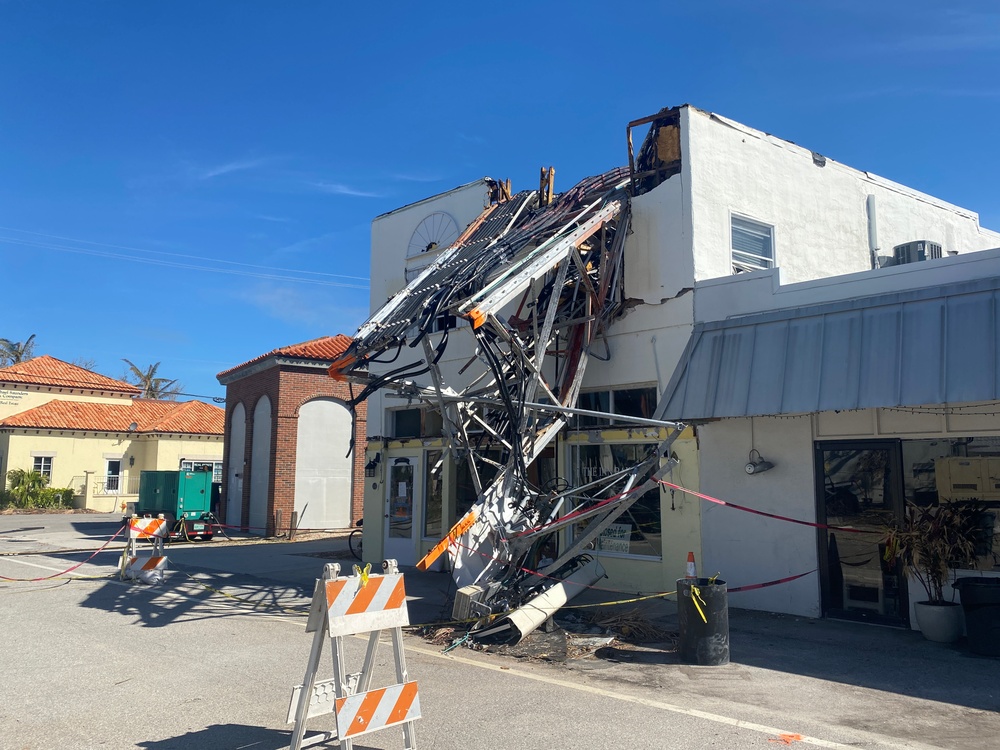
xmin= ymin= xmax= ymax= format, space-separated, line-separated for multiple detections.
xmin=36 ymin=487 xmax=74 ymax=509
xmin=0 ymin=488 xmax=15 ymax=509
xmin=6 ymin=468 xmax=48 ymax=507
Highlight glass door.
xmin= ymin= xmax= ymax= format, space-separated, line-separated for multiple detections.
xmin=816 ymin=440 xmax=907 ymax=626
xmin=384 ymin=456 xmax=418 ymax=565
xmin=106 ymin=459 xmax=122 ymax=494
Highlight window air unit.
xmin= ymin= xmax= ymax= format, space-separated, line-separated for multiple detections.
xmin=893 ymin=240 xmax=943 ymax=265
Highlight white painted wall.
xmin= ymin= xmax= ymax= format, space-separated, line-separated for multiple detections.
xmin=226 ymin=402 xmax=246 ymax=525
xmin=697 ymin=415 xmax=822 ymax=618
xmin=367 ymin=180 xmax=495 ymax=437
xmin=369 ymin=179 xmax=494 ymax=315
xmin=294 ymin=398 xmax=353 ymax=530
xmin=683 ymin=106 xmax=999 ymax=284
xmin=249 ymin=395 xmax=271 ymax=535
xmin=626 ymin=170 xmax=692 ymax=304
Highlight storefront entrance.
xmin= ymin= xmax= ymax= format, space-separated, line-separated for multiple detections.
xmin=815 ymin=440 xmax=908 ymax=626
xmin=384 ymin=455 xmax=419 ymax=565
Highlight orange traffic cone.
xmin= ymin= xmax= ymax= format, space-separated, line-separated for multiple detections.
xmin=685 ymin=551 xmax=697 ymax=579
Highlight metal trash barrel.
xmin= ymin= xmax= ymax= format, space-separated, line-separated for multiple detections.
xmin=953 ymin=577 xmax=1000 ymax=656
xmin=677 ymin=577 xmax=729 ymax=666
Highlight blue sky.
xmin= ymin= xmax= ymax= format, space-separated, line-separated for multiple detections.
xmin=1 ymin=1 xmax=998 ymax=401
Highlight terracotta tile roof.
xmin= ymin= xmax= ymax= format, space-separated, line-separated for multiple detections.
xmin=0 ymin=398 xmax=224 ymax=435
xmin=217 ymin=334 xmax=354 ymax=379
xmin=0 ymin=355 xmax=140 ymax=393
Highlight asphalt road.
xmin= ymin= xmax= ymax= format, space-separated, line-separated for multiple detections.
xmin=1 ymin=513 xmax=997 ymax=750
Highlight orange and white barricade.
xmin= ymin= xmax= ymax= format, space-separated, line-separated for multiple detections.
xmin=287 ymin=560 xmax=420 ymax=750
xmin=121 ymin=515 xmax=169 ymax=584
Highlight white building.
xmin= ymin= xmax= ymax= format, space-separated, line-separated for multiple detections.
xmin=359 ymin=105 xmax=1000 ymax=620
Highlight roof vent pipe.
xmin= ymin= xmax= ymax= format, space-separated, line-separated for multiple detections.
xmin=866 ymin=194 xmax=880 ymax=269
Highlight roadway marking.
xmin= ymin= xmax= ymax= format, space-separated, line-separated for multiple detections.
xmin=0 ymin=557 xmax=80 ymax=573
xmin=404 ymin=642 xmax=923 ymax=750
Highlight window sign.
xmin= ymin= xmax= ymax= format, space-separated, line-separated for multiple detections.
xmin=598 ymin=523 xmax=632 ymax=553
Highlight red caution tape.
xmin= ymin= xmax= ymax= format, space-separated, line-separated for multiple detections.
xmin=728 ymin=570 xmax=816 ymax=592
xmin=659 ymin=480 xmax=874 ymax=534
xmin=0 ymin=524 xmax=126 ymax=582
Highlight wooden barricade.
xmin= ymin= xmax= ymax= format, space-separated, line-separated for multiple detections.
xmin=287 ymin=559 xmax=420 ymax=750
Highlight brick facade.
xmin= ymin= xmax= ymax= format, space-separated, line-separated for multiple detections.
xmin=219 ymin=360 xmax=366 ymax=535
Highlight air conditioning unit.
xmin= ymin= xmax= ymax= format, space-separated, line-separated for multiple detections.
xmin=452 ymin=584 xmax=486 ymax=620
xmin=893 ymin=240 xmax=943 ymax=265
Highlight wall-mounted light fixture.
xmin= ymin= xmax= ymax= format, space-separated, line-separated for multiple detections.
xmin=365 ymin=452 xmax=382 ymax=478
xmin=745 ymin=449 xmax=774 ymax=476
xmin=128 ymin=455 xmax=135 ymax=467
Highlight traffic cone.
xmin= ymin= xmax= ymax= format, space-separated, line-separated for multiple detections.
xmin=685 ymin=551 xmax=697 ymax=579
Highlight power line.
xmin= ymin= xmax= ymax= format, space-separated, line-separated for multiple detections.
xmin=0 ymin=227 xmax=370 ymax=288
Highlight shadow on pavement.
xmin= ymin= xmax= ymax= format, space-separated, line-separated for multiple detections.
xmin=78 ymin=570 xmax=313 ymax=628
xmin=134 ymin=724 xmax=379 ymax=750
xmin=72 ymin=518 xmax=127 ymax=540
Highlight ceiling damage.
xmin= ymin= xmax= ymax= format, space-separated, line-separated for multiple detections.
xmin=329 ymin=126 xmax=685 ymax=643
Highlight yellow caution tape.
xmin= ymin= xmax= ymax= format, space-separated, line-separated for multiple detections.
xmin=690 ymin=584 xmax=708 ymax=624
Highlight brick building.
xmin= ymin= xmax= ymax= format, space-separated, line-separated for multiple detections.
xmin=216 ymin=335 xmax=365 ymax=535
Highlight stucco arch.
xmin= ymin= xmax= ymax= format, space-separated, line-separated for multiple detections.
xmin=294 ymin=397 xmax=353 ymax=530
xmin=248 ymin=395 xmax=272 ymax=535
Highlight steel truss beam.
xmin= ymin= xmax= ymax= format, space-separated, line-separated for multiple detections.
xmin=329 ymin=167 xmax=686 ymax=642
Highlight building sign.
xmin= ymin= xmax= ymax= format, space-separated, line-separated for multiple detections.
xmin=598 ymin=522 xmax=632 ymax=553
xmin=0 ymin=389 xmax=25 ymax=407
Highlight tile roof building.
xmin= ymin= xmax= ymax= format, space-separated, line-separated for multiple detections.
xmin=217 ymin=335 xmax=365 ymax=535
xmin=0 ymin=357 xmax=224 ymax=512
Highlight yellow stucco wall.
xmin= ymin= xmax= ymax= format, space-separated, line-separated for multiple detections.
xmin=1 ymin=430 xmax=223 ymax=511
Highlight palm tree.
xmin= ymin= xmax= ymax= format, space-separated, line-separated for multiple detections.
xmin=0 ymin=334 xmax=37 ymax=366
xmin=122 ymin=359 xmax=182 ymax=400
xmin=6 ymin=468 xmax=48 ymax=507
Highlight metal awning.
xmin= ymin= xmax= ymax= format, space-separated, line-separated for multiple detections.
xmin=661 ymin=276 xmax=1000 ymax=420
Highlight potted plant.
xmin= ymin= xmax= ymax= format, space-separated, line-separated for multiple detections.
xmin=883 ymin=501 xmax=983 ymax=643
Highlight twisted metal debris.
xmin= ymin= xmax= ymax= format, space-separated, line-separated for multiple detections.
xmin=330 ymin=165 xmax=683 ymax=643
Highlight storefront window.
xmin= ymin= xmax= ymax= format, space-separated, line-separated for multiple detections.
xmin=423 ymin=450 xmax=443 ymax=538
xmin=571 ymin=443 xmax=662 ymax=557
xmin=572 ymin=386 xmax=657 ymax=428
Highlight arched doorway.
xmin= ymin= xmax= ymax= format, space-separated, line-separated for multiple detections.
xmin=248 ymin=395 xmax=272 ymax=535
xmin=226 ymin=402 xmax=246 ymax=525
xmin=294 ymin=398 xmax=353 ymax=530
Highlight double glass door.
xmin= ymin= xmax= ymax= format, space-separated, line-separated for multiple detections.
xmin=816 ymin=440 xmax=908 ymax=625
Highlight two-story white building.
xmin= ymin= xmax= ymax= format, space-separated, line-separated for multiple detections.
xmin=357 ymin=105 xmax=999 ymax=621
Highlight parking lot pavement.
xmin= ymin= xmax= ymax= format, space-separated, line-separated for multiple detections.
xmin=2 ymin=512 xmax=999 ymax=750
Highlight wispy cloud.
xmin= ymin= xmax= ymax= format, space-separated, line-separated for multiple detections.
xmin=457 ymin=132 xmax=486 ymax=145
xmin=858 ymin=8 xmax=1000 ymax=55
xmin=822 ymin=86 xmax=1000 ymax=103
xmin=391 ymin=171 xmax=445 ymax=183
xmin=274 ymin=230 xmax=341 ymax=255
xmin=232 ymin=283 xmax=368 ymax=327
xmin=310 ymin=181 xmax=383 ymax=198
xmin=198 ymin=157 xmax=274 ymax=180
xmin=254 ymin=214 xmax=293 ymax=223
